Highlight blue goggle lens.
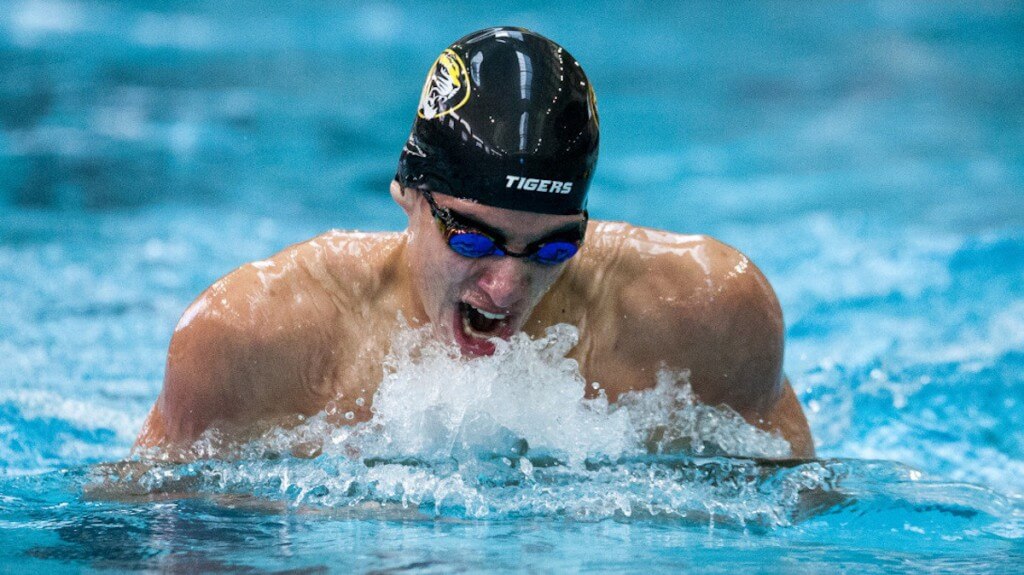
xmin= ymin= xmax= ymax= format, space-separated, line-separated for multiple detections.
xmin=449 ymin=233 xmax=499 ymax=258
xmin=531 ymin=241 xmax=579 ymax=264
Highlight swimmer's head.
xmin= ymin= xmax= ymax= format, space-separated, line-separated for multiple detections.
xmin=397 ymin=26 xmax=599 ymax=215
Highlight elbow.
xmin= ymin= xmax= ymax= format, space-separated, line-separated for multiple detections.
xmin=154 ymin=319 xmax=233 ymax=445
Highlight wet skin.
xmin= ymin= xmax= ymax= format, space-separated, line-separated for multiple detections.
xmin=136 ymin=181 xmax=814 ymax=458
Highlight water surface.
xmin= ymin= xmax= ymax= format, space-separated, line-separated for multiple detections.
xmin=1 ymin=1 xmax=1023 ymax=572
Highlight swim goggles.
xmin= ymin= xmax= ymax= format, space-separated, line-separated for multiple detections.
xmin=418 ymin=188 xmax=586 ymax=265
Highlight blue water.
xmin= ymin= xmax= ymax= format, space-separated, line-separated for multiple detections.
xmin=2 ymin=0 xmax=1024 ymax=572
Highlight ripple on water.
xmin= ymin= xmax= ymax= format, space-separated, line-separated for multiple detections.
xmin=28 ymin=323 xmax=1007 ymax=537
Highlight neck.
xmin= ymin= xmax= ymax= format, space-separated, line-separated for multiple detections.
xmin=391 ymin=231 xmax=432 ymax=329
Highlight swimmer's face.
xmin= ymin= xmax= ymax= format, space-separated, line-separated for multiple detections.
xmin=393 ymin=181 xmax=584 ymax=357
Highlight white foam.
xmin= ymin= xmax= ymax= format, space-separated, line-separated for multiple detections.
xmin=121 ymin=323 xmax=804 ymax=521
xmin=365 ymin=323 xmax=635 ymax=464
xmin=172 ymin=321 xmax=791 ymax=468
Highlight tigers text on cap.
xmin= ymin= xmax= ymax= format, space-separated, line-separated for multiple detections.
xmin=397 ymin=27 xmax=599 ymax=215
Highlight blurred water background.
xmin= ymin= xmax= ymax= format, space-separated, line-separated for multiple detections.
xmin=1 ymin=0 xmax=1023 ymax=572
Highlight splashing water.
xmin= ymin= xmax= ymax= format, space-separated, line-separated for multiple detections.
xmin=101 ymin=323 xmax=822 ymax=524
xmin=369 ymin=322 xmax=635 ymax=465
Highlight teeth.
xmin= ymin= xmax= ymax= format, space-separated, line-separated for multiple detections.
xmin=476 ymin=307 xmax=508 ymax=320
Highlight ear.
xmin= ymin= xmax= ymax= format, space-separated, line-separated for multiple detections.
xmin=391 ymin=179 xmax=416 ymax=216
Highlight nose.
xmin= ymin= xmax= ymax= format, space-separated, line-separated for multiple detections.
xmin=476 ymin=257 xmax=530 ymax=309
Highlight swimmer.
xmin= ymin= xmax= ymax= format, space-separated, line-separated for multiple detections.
xmin=135 ymin=27 xmax=814 ymax=458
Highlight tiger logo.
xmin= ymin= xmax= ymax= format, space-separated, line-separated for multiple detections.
xmin=418 ymin=49 xmax=471 ymax=120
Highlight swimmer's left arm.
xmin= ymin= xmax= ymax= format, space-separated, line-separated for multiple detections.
xmin=629 ymin=235 xmax=815 ymax=458
xmin=701 ymin=242 xmax=815 ymax=458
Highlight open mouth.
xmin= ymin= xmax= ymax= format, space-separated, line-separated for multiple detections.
xmin=453 ymin=302 xmax=515 ymax=356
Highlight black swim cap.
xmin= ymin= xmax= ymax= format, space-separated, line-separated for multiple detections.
xmin=397 ymin=27 xmax=599 ymax=215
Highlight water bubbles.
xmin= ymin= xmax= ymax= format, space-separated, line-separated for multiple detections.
xmin=370 ymin=322 xmax=633 ymax=465
xmin=519 ymin=457 xmax=534 ymax=478
xmin=620 ymin=370 xmax=791 ymax=459
xmin=116 ymin=322 xmax=809 ymax=522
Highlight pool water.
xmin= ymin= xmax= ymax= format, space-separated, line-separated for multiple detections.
xmin=2 ymin=1 xmax=1023 ymax=572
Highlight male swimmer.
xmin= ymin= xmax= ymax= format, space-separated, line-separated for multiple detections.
xmin=136 ymin=27 xmax=814 ymax=458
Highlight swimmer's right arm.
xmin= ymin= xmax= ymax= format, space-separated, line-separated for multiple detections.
xmin=135 ymin=251 xmax=342 ymax=455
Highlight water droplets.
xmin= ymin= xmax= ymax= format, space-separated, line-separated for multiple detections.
xmin=118 ymin=322 xmax=804 ymax=522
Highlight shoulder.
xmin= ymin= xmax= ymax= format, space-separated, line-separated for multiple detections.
xmin=177 ymin=230 xmax=404 ymax=333
xmin=581 ymin=221 xmax=785 ymax=412
xmin=176 ymin=232 xmax=340 ymax=334
xmin=156 ymin=231 xmax=402 ymax=442
xmin=582 ymin=221 xmax=780 ymax=318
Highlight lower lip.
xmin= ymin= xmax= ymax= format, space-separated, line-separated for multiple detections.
xmin=451 ymin=305 xmax=514 ymax=357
